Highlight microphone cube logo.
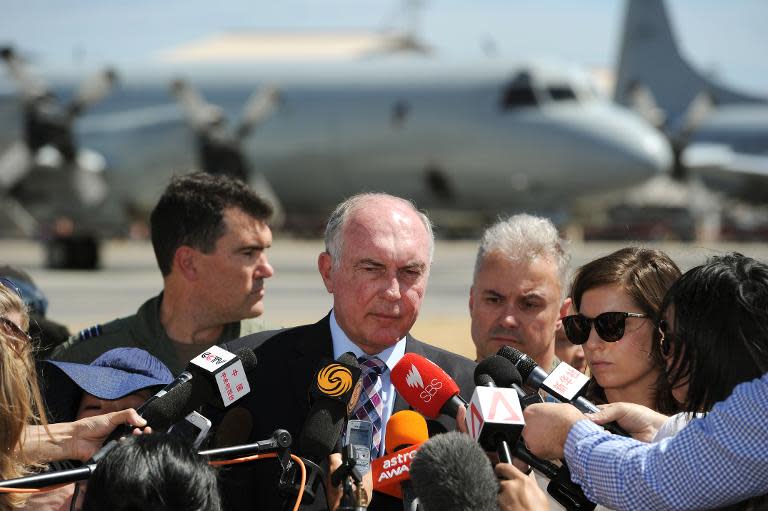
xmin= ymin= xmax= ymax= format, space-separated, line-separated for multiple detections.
xmin=542 ymin=362 xmax=589 ymax=402
xmin=216 ymin=359 xmax=250 ymax=406
xmin=466 ymin=387 xmax=524 ymax=442
xmin=191 ymin=345 xmax=236 ymax=372
xmin=309 ymin=359 xmax=362 ymax=410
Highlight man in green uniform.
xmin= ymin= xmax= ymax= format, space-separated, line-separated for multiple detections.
xmin=51 ymin=173 xmax=275 ymax=373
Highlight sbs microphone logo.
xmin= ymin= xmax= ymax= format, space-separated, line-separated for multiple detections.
xmin=405 ymin=364 xmax=425 ymax=389
xmin=317 ymin=364 xmax=353 ymax=397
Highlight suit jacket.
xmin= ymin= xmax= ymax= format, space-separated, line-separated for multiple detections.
xmin=214 ymin=314 xmax=477 ymax=511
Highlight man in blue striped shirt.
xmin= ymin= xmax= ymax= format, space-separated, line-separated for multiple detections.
xmin=521 ymin=373 xmax=768 ymax=510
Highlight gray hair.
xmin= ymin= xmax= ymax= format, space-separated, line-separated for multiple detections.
xmin=473 ymin=214 xmax=570 ymax=300
xmin=324 ymin=193 xmax=435 ymax=268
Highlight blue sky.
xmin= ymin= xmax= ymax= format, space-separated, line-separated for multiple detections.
xmin=2 ymin=0 xmax=766 ymax=93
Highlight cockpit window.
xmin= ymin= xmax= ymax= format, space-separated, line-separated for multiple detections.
xmin=501 ymin=86 xmax=538 ymax=109
xmin=500 ymin=72 xmax=538 ymax=110
xmin=547 ymin=86 xmax=577 ymax=101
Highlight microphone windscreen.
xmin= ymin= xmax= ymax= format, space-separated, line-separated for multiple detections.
xmin=411 ymin=432 xmax=499 ymax=511
xmin=385 ymin=410 xmax=428 ymax=453
xmin=475 ymin=355 xmax=524 ymax=387
xmin=141 ymin=379 xmax=195 ymax=431
xmin=236 ymin=348 xmax=258 ymax=373
xmin=299 ymin=352 xmax=361 ymax=462
xmin=391 ymin=353 xmax=460 ymax=419
xmin=497 ymin=345 xmax=537 ymax=381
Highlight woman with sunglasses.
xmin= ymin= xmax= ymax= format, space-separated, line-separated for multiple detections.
xmin=578 ymin=253 xmax=768 ymax=510
xmin=563 ymin=247 xmax=681 ymax=414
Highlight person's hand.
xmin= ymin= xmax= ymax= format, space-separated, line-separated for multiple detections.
xmin=68 ymin=408 xmax=149 ymax=462
xmin=496 ymin=463 xmax=548 ymax=511
xmin=521 ymin=403 xmax=585 ymax=460
xmin=587 ymin=402 xmax=668 ymax=443
xmin=21 ymin=409 xmax=149 ymax=463
xmin=455 ymin=404 xmax=468 ymax=434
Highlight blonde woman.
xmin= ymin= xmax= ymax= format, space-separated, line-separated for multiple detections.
xmin=0 ymin=283 xmax=147 ymax=511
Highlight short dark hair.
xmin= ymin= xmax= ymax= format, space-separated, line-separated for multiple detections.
xmin=570 ymin=247 xmax=682 ymax=414
xmin=658 ymin=253 xmax=768 ymax=414
xmin=82 ymin=433 xmax=222 ymax=511
xmin=150 ymin=173 xmax=273 ymax=276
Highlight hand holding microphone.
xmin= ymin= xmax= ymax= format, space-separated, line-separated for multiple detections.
xmin=93 ymin=346 xmax=257 ymax=463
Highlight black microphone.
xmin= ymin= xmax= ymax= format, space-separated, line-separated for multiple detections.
xmin=93 ymin=347 xmax=258 ymax=462
xmin=476 ymin=356 xmax=596 ymax=511
xmin=410 ymin=431 xmax=499 ymax=511
xmin=497 ymin=346 xmax=628 ymax=436
xmin=281 ymin=352 xmax=362 ymax=506
xmin=476 ymin=356 xmax=543 ymax=408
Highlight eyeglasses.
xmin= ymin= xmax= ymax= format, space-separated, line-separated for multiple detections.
xmin=0 ymin=316 xmax=31 ymax=354
xmin=563 ymin=312 xmax=648 ymax=344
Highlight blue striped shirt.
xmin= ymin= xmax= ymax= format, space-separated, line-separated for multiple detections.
xmin=564 ymin=373 xmax=768 ymax=510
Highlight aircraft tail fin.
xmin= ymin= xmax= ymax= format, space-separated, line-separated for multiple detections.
xmin=614 ymin=0 xmax=767 ymax=123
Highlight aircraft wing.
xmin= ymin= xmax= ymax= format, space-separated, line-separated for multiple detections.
xmin=683 ymin=143 xmax=768 ymax=178
xmin=156 ymin=31 xmax=430 ymax=62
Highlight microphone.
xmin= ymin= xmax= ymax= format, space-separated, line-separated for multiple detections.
xmin=92 ymin=347 xmax=257 ymax=462
xmin=390 ymin=353 xmax=466 ymax=419
xmin=372 ymin=410 xmax=429 ymax=505
xmin=410 ymin=431 xmax=499 ymax=511
xmin=285 ymin=352 xmax=362 ymax=505
xmin=476 ymin=355 xmax=543 ymax=408
xmin=139 ymin=347 xmax=257 ymax=430
xmin=497 ymin=346 xmax=628 ymax=436
xmin=467 ymin=367 xmax=525 ymax=465
xmin=139 ymin=346 xmax=256 ymax=416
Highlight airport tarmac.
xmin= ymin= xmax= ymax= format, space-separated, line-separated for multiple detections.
xmin=2 ymin=238 xmax=767 ymax=360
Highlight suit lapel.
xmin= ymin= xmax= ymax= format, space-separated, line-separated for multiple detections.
xmin=288 ymin=314 xmax=335 ymax=409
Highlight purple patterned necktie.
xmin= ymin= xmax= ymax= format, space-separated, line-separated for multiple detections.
xmin=353 ymin=356 xmax=386 ymax=458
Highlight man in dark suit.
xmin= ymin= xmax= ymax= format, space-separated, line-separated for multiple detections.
xmin=215 ymin=192 xmax=476 ymax=511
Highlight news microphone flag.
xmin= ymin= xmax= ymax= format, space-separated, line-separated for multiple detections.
xmin=465 ymin=386 xmax=525 ymax=453
xmin=540 ymin=362 xmax=590 ymax=403
xmin=188 ymin=345 xmax=251 ymax=408
xmin=372 ymin=409 xmax=429 ymax=499
xmin=390 ymin=353 xmax=464 ymax=419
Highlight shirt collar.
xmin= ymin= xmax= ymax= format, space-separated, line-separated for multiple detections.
xmin=329 ymin=309 xmax=406 ymax=372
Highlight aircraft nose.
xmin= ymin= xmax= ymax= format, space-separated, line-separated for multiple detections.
xmin=584 ymin=107 xmax=673 ymax=187
xmin=624 ymin=121 xmax=673 ymax=175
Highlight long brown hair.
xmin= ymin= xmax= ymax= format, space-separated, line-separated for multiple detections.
xmin=570 ymin=247 xmax=682 ymax=414
xmin=0 ymin=285 xmax=48 ymax=509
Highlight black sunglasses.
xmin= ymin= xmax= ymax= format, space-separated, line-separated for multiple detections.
xmin=563 ymin=312 xmax=648 ymax=345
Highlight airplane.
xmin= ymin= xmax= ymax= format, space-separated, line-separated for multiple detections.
xmin=0 ymin=41 xmax=672 ymax=268
xmin=614 ymin=0 xmax=768 ymax=201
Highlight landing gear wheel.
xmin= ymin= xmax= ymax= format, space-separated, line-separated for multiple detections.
xmin=45 ymin=235 xmax=100 ymax=270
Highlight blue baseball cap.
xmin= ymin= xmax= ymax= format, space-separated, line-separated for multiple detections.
xmin=0 ymin=268 xmax=49 ymax=316
xmin=45 ymin=347 xmax=174 ymax=401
